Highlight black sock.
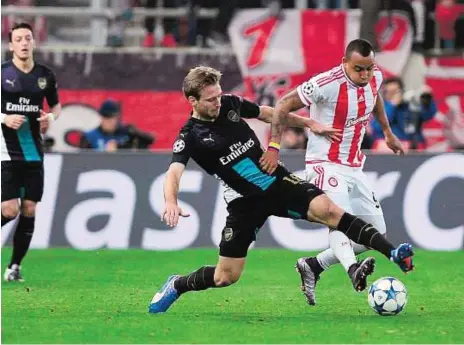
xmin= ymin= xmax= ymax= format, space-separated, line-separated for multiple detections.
xmin=174 ymin=266 xmax=216 ymax=294
xmin=306 ymin=257 xmax=324 ymax=276
xmin=337 ymin=212 xmax=394 ymax=259
xmin=10 ymin=215 xmax=35 ymax=267
xmin=1 ymin=214 xmax=14 ymax=227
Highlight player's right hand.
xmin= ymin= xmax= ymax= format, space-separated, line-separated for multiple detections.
xmin=162 ymin=202 xmax=190 ymax=227
xmin=3 ymin=114 xmax=26 ymax=130
xmin=259 ymin=149 xmax=279 ymax=175
xmin=307 ymin=121 xmax=342 ymax=143
xmin=385 ymin=132 xmax=406 ymax=155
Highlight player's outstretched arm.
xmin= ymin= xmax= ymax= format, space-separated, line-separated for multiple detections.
xmin=373 ymin=95 xmax=405 ymax=155
xmin=259 ymin=90 xmax=305 ymax=174
xmin=258 ymin=106 xmax=341 ymax=143
xmin=162 ymin=162 xmax=190 ymax=227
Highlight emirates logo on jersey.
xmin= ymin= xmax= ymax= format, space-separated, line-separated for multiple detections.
xmin=6 ymin=97 xmax=39 ymax=113
xmin=219 ymin=138 xmax=255 ymax=165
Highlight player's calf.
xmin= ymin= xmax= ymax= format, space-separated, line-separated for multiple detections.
xmin=9 ymin=215 xmax=35 ymax=269
xmin=174 ymin=265 xmax=218 ymax=294
xmin=149 ymin=265 xmax=239 ymax=314
xmin=307 ymin=196 xmax=387 ymax=254
xmin=336 ymin=214 xmax=414 ymax=273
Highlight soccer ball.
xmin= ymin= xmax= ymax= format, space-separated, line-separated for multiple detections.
xmin=368 ymin=277 xmax=407 ymax=316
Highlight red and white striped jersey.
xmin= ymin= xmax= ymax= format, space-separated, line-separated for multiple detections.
xmin=297 ymin=64 xmax=383 ymax=168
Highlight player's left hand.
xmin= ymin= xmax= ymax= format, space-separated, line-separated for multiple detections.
xmin=385 ymin=132 xmax=406 ymax=155
xmin=307 ymin=121 xmax=342 ymax=143
xmin=37 ymin=110 xmax=55 ymax=133
xmin=259 ymin=150 xmax=279 ymax=175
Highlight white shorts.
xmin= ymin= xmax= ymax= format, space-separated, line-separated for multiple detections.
xmin=306 ymin=162 xmax=386 ymax=234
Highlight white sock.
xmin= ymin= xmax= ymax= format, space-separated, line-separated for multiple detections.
xmin=351 ymin=243 xmax=369 ymax=254
xmin=316 ymin=247 xmax=341 ymax=270
xmin=328 ymin=230 xmax=357 ymax=272
xmin=316 ymin=211 xmax=386 ymax=272
xmin=316 ymin=240 xmax=370 ymax=271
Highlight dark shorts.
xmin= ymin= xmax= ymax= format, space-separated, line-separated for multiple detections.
xmin=219 ymin=172 xmax=324 ymax=258
xmin=1 ymin=161 xmax=44 ymax=202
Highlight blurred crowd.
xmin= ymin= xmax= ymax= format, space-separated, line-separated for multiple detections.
xmin=2 ymin=0 xmax=464 ymax=51
xmin=108 ymin=0 xmax=464 ymax=51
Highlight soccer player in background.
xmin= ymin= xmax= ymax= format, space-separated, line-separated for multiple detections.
xmin=149 ymin=66 xmax=414 ymax=313
xmin=1 ymin=22 xmax=62 ymax=282
xmin=260 ymin=39 xmax=412 ymax=306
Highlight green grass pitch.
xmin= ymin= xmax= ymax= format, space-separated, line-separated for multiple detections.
xmin=2 ymin=248 xmax=463 ymax=344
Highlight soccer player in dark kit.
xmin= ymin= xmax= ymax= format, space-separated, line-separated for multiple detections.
xmin=1 ymin=22 xmax=62 ymax=282
xmin=149 ymin=66 xmax=414 ymax=313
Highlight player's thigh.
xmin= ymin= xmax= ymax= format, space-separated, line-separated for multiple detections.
xmin=351 ymin=172 xmax=386 ymax=234
xmin=218 ymin=198 xmax=267 ymax=260
xmin=272 ymin=172 xmax=326 ymax=221
xmin=22 ymin=162 xmax=44 ymax=203
xmin=305 ymin=163 xmax=346 ymax=194
xmin=1 ymin=161 xmax=21 ymax=202
xmin=305 ymin=164 xmax=354 ymax=215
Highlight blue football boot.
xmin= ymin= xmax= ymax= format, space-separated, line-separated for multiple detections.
xmin=390 ymin=243 xmax=414 ymax=273
xmin=148 ymin=275 xmax=181 ymax=313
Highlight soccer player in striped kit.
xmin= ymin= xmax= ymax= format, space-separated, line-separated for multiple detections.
xmin=260 ymin=39 xmax=413 ymax=306
xmin=1 ymin=22 xmax=61 ymax=282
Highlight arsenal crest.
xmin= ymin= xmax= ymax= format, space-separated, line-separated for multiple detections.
xmin=223 ymin=228 xmax=234 ymax=242
xmin=227 ymin=110 xmax=240 ymax=122
xmin=38 ymin=77 xmax=47 ymax=89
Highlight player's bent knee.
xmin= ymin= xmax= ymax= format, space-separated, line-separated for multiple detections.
xmin=215 ymin=256 xmax=245 ymax=287
xmin=307 ymin=194 xmax=344 ymax=228
xmin=21 ymin=200 xmax=37 ymax=217
xmin=326 ymin=202 xmax=345 ymax=225
xmin=306 ymin=194 xmax=329 ymax=223
xmin=1 ymin=202 xmax=20 ymax=219
xmin=214 ymin=272 xmax=241 ymax=287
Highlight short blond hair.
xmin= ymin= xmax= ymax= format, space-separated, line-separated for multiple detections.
xmin=182 ymin=66 xmax=222 ymax=99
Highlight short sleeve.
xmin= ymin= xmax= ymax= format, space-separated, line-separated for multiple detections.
xmin=225 ymin=94 xmax=260 ymax=119
xmin=171 ymin=131 xmax=194 ymax=166
xmin=296 ymin=77 xmax=326 ymax=106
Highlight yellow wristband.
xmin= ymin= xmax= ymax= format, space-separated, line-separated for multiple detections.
xmin=268 ymin=142 xmax=281 ymax=150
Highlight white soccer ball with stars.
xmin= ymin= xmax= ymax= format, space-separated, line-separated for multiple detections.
xmin=368 ymin=277 xmax=408 ymax=316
